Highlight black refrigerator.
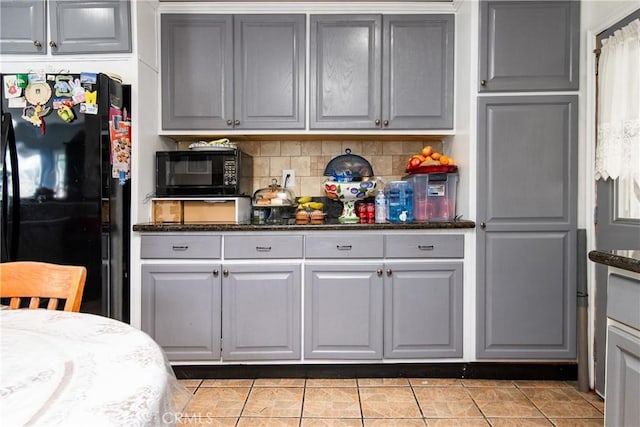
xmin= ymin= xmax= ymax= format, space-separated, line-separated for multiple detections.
xmin=1 ymin=73 xmax=130 ymax=322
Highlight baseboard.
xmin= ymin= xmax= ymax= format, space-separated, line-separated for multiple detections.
xmin=173 ymin=362 xmax=577 ymax=381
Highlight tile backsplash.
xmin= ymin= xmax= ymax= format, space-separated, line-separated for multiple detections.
xmin=178 ymin=139 xmax=443 ymax=197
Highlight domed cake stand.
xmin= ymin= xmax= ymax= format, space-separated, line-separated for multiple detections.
xmin=323 ymin=180 xmax=377 ymax=223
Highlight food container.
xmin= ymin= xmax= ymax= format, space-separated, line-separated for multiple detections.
xmin=252 ymin=179 xmax=295 ymax=207
xmin=403 ymin=172 xmax=458 ymax=221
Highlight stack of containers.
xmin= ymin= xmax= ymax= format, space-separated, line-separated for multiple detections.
xmin=403 ymin=169 xmax=458 ymax=221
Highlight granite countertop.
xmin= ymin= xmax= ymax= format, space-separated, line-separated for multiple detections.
xmin=588 ymin=250 xmax=640 ymax=274
xmin=133 ymin=220 xmax=476 ymax=232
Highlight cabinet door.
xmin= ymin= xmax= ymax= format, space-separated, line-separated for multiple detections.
xmin=383 ymin=15 xmax=454 ymax=129
xmin=605 ymin=326 xmax=640 ymax=427
xmin=234 ymin=15 xmax=305 ymax=129
xmin=49 ymin=0 xmax=131 ymax=54
xmin=0 ymin=0 xmax=46 ymax=54
xmin=141 ymin=264 xmax=221 ymax=361
xmin=222 ymin=264 xmax=301 ymax=360
xmin=305 ymin=263 xmax=383 ymax=359
xmin=479 ymin=0 xmax=579 ymax=91
xmin=161 ymin=14 xmax=233 ymax=130
xmin=477 ymin=96 xmax=578 ymax=359
xmin=384 ymin=262 xmax=462 ymax=358
xmin=310 ymin=15 xmax=382 ymax=129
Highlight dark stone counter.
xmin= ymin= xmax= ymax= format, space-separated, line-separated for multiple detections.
xmin=133 ymin=220 xmax=476 ymax=232
xmin=588 ymin=250 xmax=640 ymax=274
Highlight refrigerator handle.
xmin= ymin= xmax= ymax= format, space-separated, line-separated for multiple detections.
xmin=1 ymin=113 xmax=20 ymax=261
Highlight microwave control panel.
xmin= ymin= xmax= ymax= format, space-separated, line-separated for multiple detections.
xmin=223 ymin=159 xmax=237 ymax=186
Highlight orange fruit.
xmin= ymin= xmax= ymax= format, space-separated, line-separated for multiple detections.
xmin=421 ymin=146 xmax=433 ymax=157
xmin=431 ymin=152 xmax=441 ymax=160
xmin=439 ymin=155 xmax=449 ymax=165
xmin=448 ymin=157 xmax=455 ymax=165
xmin=424 ymin=156 xmax=433 ymax=162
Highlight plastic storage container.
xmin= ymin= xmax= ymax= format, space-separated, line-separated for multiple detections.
xmin=404 ymin=172 xmax=458 ymax=221
xmin=385 ymin=181 xmax=413 ymax=223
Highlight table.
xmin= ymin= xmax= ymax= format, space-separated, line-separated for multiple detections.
xmin=0 ymin=309 xmax=191 ymax=426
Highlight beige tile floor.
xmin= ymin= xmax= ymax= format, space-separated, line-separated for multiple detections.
xmin=176 ymin=378 xmax=604 ymax=426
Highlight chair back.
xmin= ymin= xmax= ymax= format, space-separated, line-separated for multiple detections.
xmin=0 ymin=261 xmax=87 ymax=312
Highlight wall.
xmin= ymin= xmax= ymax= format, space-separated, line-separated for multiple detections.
xmin=174 ymin=138 xmax=445 ymax=198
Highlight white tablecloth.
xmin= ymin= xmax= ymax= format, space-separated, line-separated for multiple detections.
xmin=0 ymin=309 xmax=191 ymax=426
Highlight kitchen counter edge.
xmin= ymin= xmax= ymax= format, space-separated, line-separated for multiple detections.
xmin=588 ymin=250 xmax=640 ymax=274
xmin=133 ymin=220 xmax=476 ymax=232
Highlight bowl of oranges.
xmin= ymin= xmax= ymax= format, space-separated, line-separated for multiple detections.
xmin=405 ymin=145 xmax=458 ymax=174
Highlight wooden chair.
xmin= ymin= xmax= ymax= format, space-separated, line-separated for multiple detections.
xmin=0 ymin=261 xmax=87 ymax=312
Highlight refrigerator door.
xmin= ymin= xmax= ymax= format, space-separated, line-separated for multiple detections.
xmin=1 ymin=112 xmax=20 ymax=262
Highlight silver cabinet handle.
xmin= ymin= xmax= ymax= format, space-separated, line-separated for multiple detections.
xmin=256 ymin=246 xmax=272 ymax=252
xmin=336 ymin=245 xmax=352 ymax=251
xmin=418 ymin=245 xmax=434 ymax=251
xmin=383 ymin=120 xmax=389 ymax=127
xmin=480 ymin=79 xmax=488 ymax=86
xmin=386 ymin=269 xmax=392 ymax=277
xmin=226 ymin=119 xmax=233 ymax=126
xmin=223 ymin=269 xmax=229 ymax=277
xmin=480 ymin=222 xmax=486 ymax=229
xmin=49 ymin=41 xmax=57 ymax=48
xmin=375 ymin=119 xmax=381 ymax=125
xmin=171 ymin=245 xmax=188 ymax=251
xmin=377 ymin=269 xmax=383 ymax=276
xmin=33 ymin=40 xmax=42 ymax=48
xmin=234 ymin=119 xmax=240 ymax=126
xmin=213 ymin=269 xmax=219 ymax=277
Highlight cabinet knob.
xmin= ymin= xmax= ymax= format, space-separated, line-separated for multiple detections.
xmin=480 ymin=79 xmax=487 ymax=86
xmin=213 ymin=269 xmax=219 ymax=277
xmin=223 ymin=269 xmax=229 ymax=277
xmin=33 ymin=40 xmax=42 ymax=48
xmin=226 ymin=119 xmax=233 ymax=126
xmin=49 ymin=41 xmax=57 ymax=48
xmin=375 ymin=119 xmax=380 ymax=125
xmin=480 ymin=222 xmax=486 ymax=229
xmin=386 ymin=269 xmax=392 ymax=277
xmin=234 ymin=119 xmax=240 ymax=126
xmin=377 ymin=269 xmax=383 ymax=276
xmin=383 ymin=120 xmax=389 ymax=127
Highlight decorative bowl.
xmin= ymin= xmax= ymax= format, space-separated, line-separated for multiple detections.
xmin=323 ymin=179 xmax=377 ymax=223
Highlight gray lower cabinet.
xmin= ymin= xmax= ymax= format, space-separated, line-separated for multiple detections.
xmin=221 ymin=264 xmax=301 ymax=360
xmin=605 ymin=327 xmax=640 ymax=426
xmin=310 ymin=14 xmax=453 ymax=130
xmin=478 ymin=0 xmax=579 ymax=92
xmin=161 ymin=14 xmax=305 ymax=130
xmin=304 ymin=263 xmax=384 ymax=359
xmin=141 ymin=263 xmax=222 ymax=361
xmin=384 ymin=262 xmax=463 ymax=358
xmin=0 ymin=0 xmax=131 ymax=55
xmin=476 ymin=96 xmax=578 ymax=359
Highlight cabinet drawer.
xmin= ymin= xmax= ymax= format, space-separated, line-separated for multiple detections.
xmin=224 ymin=235 xmax=303 ymax=259
xmin=140 ymin=234 xmax=221 ymax=259
xmin=607 ymin=273 xmax=640 ymax=330
xmin=385 ymin=234 xmax=463 ymax=258
xmin=305 ymin=234 xmax=384 ymax=258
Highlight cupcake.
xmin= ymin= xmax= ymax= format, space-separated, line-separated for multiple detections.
xmin=295 ymin=210 xmax=310 ymax=225
xmin=310 ymin=210 xmax=325 ymax=225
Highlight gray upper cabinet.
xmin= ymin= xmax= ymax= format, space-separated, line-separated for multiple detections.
xmin=310 ymin=14 xmax=454 ymax=130
xmin=161 ymin=14 xmax=305 ymax=130
xmin=0 ymin=1 xmax=46 ymax=54
xmin=222 ymin=264 xmax=301 ymax=360
xmin=161 ymin=14 xmax=233 ymax=130
xmin=479 ymin=0 xmax=579 ymax=92
xmin=234 ymin=15 xmax=305 ymax=129
xmin=383 ymin=15 xmax=454 ymax=129
xmin=476 ymin=95 xmax=578 ymax=359
xmin=141 ymin=263 xmax=222 ymax=361
xmin=0 ymin=0 xmax=131 ymax=55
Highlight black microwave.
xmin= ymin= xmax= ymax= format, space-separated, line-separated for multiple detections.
xmin=156 ymin=150 xmax=253 ymax=197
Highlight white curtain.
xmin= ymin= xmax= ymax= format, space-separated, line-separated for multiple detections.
xmin=595 ymin=19 xmax=640 ymax=185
